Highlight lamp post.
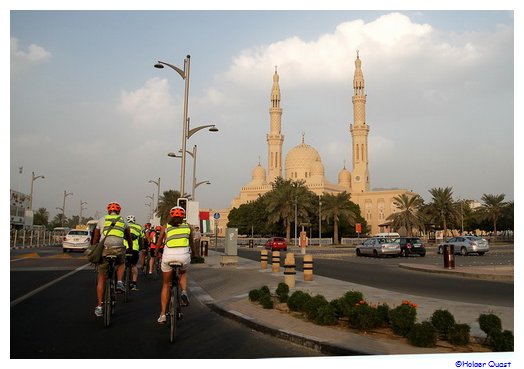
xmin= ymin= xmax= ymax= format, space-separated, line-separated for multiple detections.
xmin=80 ymin=200 xmax=87 ymax=225
xmin=194 ymin=181 xmax=211 ymax=200
xmin=61 ymin=190 xmax=73 ymax=226
xmin=154 ymin=55 xmax=191 ymax=196
xmin=29 ymin=171 xmax=45 ymax=210
xmin=146 ymin=194 xmax=155 ymax=218
xmin=294 ymin=196 xmax=298 ymax=246
xmin=148 ymin=178 xmax=160 ymax=212
xmin=145 ymin=202 xmax=152 ymax=220
xmin=319 ymin=195 xmax=322 ymax=246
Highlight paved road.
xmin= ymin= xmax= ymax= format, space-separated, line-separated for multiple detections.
xmin=237 ymin=245 xmax=514 ymax=306
xmin=10 ymin=248 xmax=323 ymax=359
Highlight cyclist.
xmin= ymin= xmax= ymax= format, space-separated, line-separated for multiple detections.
xmin=126 ymin=215 xmax=143 ymax=291
xmin=138 ymin=222 xmax=151 ymax=272
xmin=155 ymin=206 xmax=193 ymax=324
xmin=92 ymin=202 xmax=133 ymax=317
xmin=148 ymin=225 xmax=162 ymax=274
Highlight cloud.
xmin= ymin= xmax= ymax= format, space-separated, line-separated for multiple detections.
xmin=10 ymin=37 xmax=52 ymax=76
xmin=117 ymin=77 xmax=179 ymax=130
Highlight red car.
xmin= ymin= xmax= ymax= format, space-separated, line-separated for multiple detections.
xmin=265 ymin=237 xmax=288 ymax=251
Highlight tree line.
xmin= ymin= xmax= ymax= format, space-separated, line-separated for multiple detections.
xmin=31 ymin=182 xmax=513 ymax=244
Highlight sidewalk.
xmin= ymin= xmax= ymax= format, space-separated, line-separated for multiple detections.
xmin=188 ymin=250 xmax=513 ymax=356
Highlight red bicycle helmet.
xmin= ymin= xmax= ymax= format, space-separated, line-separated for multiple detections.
xmin=155 ymin=225 xmax=162 ymax=231
xmin=107 ymin=202 xmax=121 ymax=213
xmin=170 ymin=206 xmax=185 ymax=218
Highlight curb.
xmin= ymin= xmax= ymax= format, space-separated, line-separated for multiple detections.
xmin=206 ymin=302 xmax=366 ymax=356
xmin=398 ymin=264 xmax=514 ymax=281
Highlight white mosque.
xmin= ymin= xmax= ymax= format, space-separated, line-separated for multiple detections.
xmin=222 ymin=52 xmax=417 ymax=236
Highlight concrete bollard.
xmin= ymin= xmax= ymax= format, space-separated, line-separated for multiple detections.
xmin=260 ymin=250 xmax=268 ymax=269
xmin=271 ymin=251 xmax=281 ymax=273
xmin=283 ymin=252 xmax=296 ymax=288
xmin=303 ymin=254 xmax=314 ymax=281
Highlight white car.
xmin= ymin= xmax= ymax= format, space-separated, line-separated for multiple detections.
xmin=437 ymin=236 xmax=490 ymax=256
xmin=63 ymin=229 xmax=92 ymax=252
xmin=356 ymin=237 xmax=401 ymax=257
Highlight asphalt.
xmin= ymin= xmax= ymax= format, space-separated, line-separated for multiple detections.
xmin=188 ymin=249 xmax=514 ymax=356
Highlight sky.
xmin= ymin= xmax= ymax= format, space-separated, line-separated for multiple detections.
xmin=6 ymin=2 xmax=518 ymax=227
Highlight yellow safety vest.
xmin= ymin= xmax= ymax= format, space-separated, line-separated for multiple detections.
xmin=165 ymin=223 xmax=190 ymax=248
xmin=129 ymin=222 xmax=142 ymax=251
xmin=103 ymin=215 xmax=125 ymax=238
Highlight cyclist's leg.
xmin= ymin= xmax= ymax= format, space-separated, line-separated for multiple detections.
xmin=148 ymin=248 xmax=156 ymax=274
xmin=130 ymin=250 xmax=139 ymax=289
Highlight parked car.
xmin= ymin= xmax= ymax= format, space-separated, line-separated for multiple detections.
xmin=355 ymin=237 xmax=400 ymax=257
xmin=398 ymin=237 xmax=426 ymax=257
xmin=265 ymin=237 xmax=288 ymax=251
xmin=63 ymin=229 xmax=92 ymax=252
xmin=437 ymin=236 xmax=490 ymax=256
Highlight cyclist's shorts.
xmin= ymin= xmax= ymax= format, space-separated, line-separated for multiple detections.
xmin=98 ymin=246 xmax=125 ymax=274
xmin=161 ymin=253 xmax=190 ymax=273
xmin=127 ymin=249 xmax=139 ymax=265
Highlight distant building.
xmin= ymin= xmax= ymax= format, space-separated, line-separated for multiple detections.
xmin=10 ymin=189 xmax=32 ymax=229
xmin=217 ymin=53 xmax=418 ymax=236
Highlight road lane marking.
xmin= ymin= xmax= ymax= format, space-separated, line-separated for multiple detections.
xmin=10 ymin=263 xmax=91 ymax=307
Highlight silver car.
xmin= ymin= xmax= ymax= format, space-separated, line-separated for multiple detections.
xmin=356 ymin=237 xmax=401 ymax=257
xmin=437 ymin=236 xmax=490 ymax=256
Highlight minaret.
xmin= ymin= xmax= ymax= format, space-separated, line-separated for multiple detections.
xmin=267 ymin=66 xmax=284 ymax=182
xmin=350 ymin=51 xmax=370 ymax=192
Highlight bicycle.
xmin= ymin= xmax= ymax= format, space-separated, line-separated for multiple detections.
xmin=123 ymin=253 xmax=132 ymax=303
xmin=167 ymin=262 xmax=184 ymax=343
xmin=103 ymin=254 xmax=118 ymax=328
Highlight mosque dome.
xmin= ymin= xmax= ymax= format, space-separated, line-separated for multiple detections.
xmin=285 ymin=135 xmax=321 ymax=180
xmin=252 ymin=163 xmax=266 ymax=180
xmin=338 ymin=166 xmax=351 ymax=187
xmin=310 ymin=158 xmax=324 ymax=177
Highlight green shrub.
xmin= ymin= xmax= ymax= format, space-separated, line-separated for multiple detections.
xmin=489 ymin=330 xmax=514 ymax=352
xmin=375 ymin=303 xmax=390 ymax=327
xmin=314 ymin=304 xmax=338 ymax=326
xmin=330 ymin=291 xmax=365 ymax=318
xmin=342 ymin=291 xmax=364 ymax=306
xmin=352 ymin=303 xmax=380 ymax=331
xmin=276 ymin=282 xmax=289 ymax=297
xmin=278 ymin=293 xmax=289 ymax=303
xmin=303 ymin=295 xmax=329 ymax=321
xmin=259 ymin=285 xmax=271 ymax=297
xmin=287 ymin=291 xmax=312 ymax=312
xmin=447 ymin=323 xmax=470 ymax=346
xmin=431 ymin=309 xmax=456 ymax=337
xmin=248 ymin=289 xmax=261 ymax=302
xmin=259 ymin=293 xmax=274 ymax=309
xmin=408 ymin=321 xmax=437 ymax=347
xmin=389 ymin=302 xmax=417 ymax=337
xmin=478 ymin=313 xmax=502 ymax=337
xmin=329 ymin=297 xmax=346 ymax=319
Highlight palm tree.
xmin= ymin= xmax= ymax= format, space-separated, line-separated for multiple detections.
xmin=479 ymin=193 xmax=507 ymax=237
xmin=386 ymin=193 xmax=424 ymax=236
xmin=264 ymin=177 xmax=313 ymax=242
xmin=428 ymin=187 xmax=459 ymax=238
xmin=320 ymin=191 xmax=357 ymax=244
xmin=156 ymin=190 xmax=182 ymax=225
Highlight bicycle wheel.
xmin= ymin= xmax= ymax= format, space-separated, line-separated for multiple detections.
xmin=123 ymin=264 xmax=130 ymax=303
xmin=169 ymin=287 xmax=178 ymax=343
xmin=103 ymin=277 xmax=112 ymax=327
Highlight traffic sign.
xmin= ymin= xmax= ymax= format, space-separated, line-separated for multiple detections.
xmin=213 ymin=212 xmax=221 ymax=219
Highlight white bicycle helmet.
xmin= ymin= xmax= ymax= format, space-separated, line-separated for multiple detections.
xmin=126 ymin=215 xmax=136 ymax=223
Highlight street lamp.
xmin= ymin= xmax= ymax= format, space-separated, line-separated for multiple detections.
xmin=155 ymin=55 xmax=190 ymax=196
xmin=148 ymin=178 xmax=160 ymax=212
xmin=146 ymin=194 xmax=155 ymax=217
xmin=154 ymin=55 xmax=218 ymax=196
xmin=145 ymin=202 xmax=152 ymax=220
xmin=194 ymin=181 xmax=211 ymax=200
xmin=319 ymin=195 xmax=322 ymax=246
xmin=80 ymin=200 xmax=87 ymax=225
xmin=61 ymin=190 xmax=73 ymax=226
xmin=29 ymin=171 xmax=45 ymax=210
